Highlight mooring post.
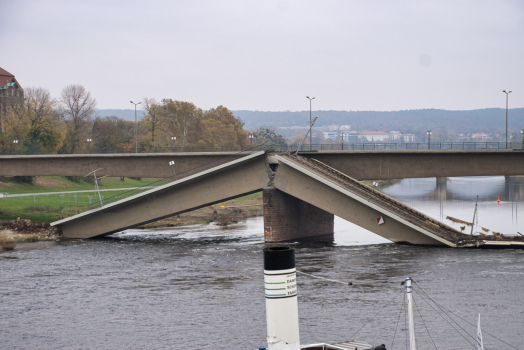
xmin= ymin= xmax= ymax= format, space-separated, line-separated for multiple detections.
xmin=406 ymin=277 xmax=417 ymax=350
xmin=264 ymin=247 xmax=300 ymax=350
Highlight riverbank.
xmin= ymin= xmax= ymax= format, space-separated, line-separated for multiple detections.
xmin=0 ymin=218 xmax=60 ymax=251
xmin=139 ymin=192 xmax=263 ymax=228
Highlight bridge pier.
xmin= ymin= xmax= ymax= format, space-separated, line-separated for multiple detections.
xmin=263 ymin=187 xmax=334 ymax=242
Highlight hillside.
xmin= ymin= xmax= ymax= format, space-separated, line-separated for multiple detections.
xmin=233 ymin=108 xmax=524 ymax=133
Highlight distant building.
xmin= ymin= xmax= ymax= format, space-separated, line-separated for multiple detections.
xmin=0 ymin=67 xmax=24 ymax=132
xmin=340 ymin=125 xmax=351 ymax=130
xmin=402 ymin=134 xmax=416 ymax=142
xmin=389 ymin=131 xmax=402 ymax=141
xmin=472 ymin=133 xmax=489 ymax=141
xmin=322 ymin=131 xmax=338 ymax=140
xmin=359 ymin=131 xmax=389 ymax=142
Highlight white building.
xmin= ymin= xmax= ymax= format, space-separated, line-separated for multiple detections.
xmin=402 ymin=134 xmax=416 ymax=142
xmin=472 ymin=133 xmax=489 ymax=140
xmin=322 ymin=131 xmax=338 ymax=140
xmin=359 ymin=131 xmax=389 ymax=142
xmin=389 ymin=131 xmax=402 ymax=140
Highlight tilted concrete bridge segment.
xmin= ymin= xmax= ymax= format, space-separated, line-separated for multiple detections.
xmin=51 ymin=151 xmax=270 ymax=239
xmin=51 ymin=151 xmax=524 ymax=247
xmin=3 ymin=149 xmax=524 ymax=180
xmin=269 ymin=154 xmax=465 ymax=246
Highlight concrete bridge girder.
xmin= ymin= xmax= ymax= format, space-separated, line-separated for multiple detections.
xmin=306 ymin=150 xmax=524 ymax=180
xmin=53 ymin=151 xmax=269 ymax=239
xmin=0 ymin=152 xmax=253 ymax=178
xmin=3 ymin=150 xmax=524 ymax=180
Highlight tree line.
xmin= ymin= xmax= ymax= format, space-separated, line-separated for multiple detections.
xmin=0 ymin=86 xmax=251 ymax=154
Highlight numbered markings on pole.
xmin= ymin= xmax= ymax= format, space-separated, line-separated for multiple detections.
xmin=264 ymin=269 xmax=297 ymax=298
xmin=376 ymin=216 xmax=385 ymax=225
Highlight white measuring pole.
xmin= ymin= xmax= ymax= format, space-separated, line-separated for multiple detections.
xmin=264 ymin=247 xmax=300 ymax=350
xmin=406 ymin=277 xmax=417 ymax=350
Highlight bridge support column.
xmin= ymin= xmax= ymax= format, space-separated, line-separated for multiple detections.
xmin=263 ymin=187 xmax=334 ymax=242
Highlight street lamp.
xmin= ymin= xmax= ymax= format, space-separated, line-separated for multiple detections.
xmin=248 ymin=134 xmax=254 ymax=144
xmin=341 ymin=132 xmax=345 ymax=150
xmin=168 ymin=160 xmax=177 ymax=180
xmin=13 ymin=139 xmax=18 ymax=155
xmin=521 ymin=130 xmax=523 ymax=150
xmin=87 ymin=138 xmax=92 ymax=154
xmin=171 ymin=136 xmax=176 ymax=150
xmin=130 ymin=101 xmax=141 ymax=153
xmin=306 ymin=96 xmax=315 ymax=150
xmin=427 ymin=131 xmax=432 ymax=149
xmin=502 ymin=90 xmax=512 ymax=149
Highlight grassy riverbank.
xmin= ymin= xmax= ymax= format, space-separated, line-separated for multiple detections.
xmin=0 ymin=176 xmax=158 ymax=194
xmin=0 ymin=176 xmax=158 ymax=223
xmin=0 ymin=175 xmax=264 ymax=227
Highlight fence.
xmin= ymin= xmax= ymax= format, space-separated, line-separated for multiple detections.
xmin=2 ymin=142 xmax=523 ymax=156
xmin=292 ymin=141 xmax=524 ymax=151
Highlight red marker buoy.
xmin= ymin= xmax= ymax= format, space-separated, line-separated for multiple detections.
xmin=497 ymin=197 xmax=501 ymax=206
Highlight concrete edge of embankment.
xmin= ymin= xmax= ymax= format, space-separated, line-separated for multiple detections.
xmin=50 ymin=151 xmax=266 ymax=227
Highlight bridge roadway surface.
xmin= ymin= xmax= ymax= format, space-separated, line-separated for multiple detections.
xmin=2 ymin=149 xmax=524 ymax=180
xmin=51 ymin=151 xmax=524 ymax=247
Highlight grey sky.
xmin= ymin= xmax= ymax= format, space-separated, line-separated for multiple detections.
xmin=1 ymin=0 xmax=523 ymax=112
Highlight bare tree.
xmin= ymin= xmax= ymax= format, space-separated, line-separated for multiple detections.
xmin=61 ymin=84 xmax=96 ymax=153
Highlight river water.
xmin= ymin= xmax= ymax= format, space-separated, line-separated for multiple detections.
xmin=1 ymin=176 xmax=523 ymax=350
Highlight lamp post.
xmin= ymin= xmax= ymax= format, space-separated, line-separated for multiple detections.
xmin=130 ymin=101 xmax=141 ymax=153
xmin=168 ymin=160 xmax=177 ymax=180
xmin=249 ymin=134 xmax=254 ymax=144
xmin=306 ymin=96 xmax=315 ymax=150
xmin=87 ymin=138 xmax=92 ymax=154
xmin=502 ymin=90 xmax=512 ymax=149
xmin=427 ymin=131 xmax=432 ymax=150
xmin=341 ymin=132 xmax=345 ymax=150
xmin=521 ymin=130 xmax=523 ymax=150
xmin=13 ymin=139 xmax=18 ymax=155
xmin=171 ymin=136 xmax=176 ymax=151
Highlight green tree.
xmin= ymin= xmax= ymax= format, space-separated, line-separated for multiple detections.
xmin=161 ymin=99 xmax=202 ymax=147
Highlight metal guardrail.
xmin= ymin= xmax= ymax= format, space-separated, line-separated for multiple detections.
xmin=294 ymin=141 xmax=524 ymax=151
xmin=1 ymin=142 xmax=523 ymax=156
xmin=0 ymin=145 xmax=288 ymax=155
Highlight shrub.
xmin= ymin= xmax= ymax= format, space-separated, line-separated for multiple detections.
xmin=13 ymin=176 xmax=34 ymax=184
xmin=65 ymin=176 xmax=83 ymax=183
xmin=17 ymin=234 xmax=39 ymax=242
xmin=0 ymin=232 xmax=16 ymax=250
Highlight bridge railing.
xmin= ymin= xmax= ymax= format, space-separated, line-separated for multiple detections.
xmin=294 ymin=141 xmax=524 ymax=151
xmin=1 ymin=142 xmax=523 ymax=156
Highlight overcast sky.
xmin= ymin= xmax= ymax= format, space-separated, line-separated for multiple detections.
xmin=1 ymin=0 xmax=523 ymax=112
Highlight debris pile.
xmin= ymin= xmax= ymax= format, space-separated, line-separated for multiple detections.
xmin=1 ymin=218 xmax=59 ymax=238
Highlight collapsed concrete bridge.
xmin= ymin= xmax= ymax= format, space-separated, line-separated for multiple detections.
xmin=51 ymin=151 xmax=524 ymax=248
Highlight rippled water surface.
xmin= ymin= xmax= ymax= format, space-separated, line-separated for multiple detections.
xmin=1 ymin=177 xmax=524 ymax=350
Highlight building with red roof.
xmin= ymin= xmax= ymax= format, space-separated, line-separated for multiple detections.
xmin=0 ymin=67 xmax=24 ymax=132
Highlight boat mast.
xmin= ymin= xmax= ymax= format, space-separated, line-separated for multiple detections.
xmin=406 ymin=277 xmax=417 ymax=350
